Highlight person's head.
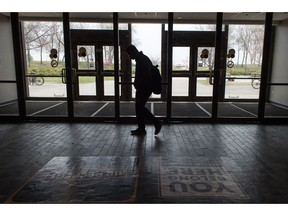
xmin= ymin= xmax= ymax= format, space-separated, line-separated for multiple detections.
xmin=126 ymin=44 xmax=139 ymax=60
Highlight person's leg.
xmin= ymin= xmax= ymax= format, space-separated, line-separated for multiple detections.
xmin=134 ymin=90 xmax=163 ymax=135
xmin=139 ymin=90 xmax=163 ymax=134
xmin=135 ymin=90 xmax=149 ymax=131
xmin=143 ymin=103 xmax=158 ymax=124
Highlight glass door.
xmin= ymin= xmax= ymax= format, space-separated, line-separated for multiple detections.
xmin=22 ymin=19 xmax=68 ymax=118
xmin=72 ymin=41 xmax=116 ymax=117
xmin=172 ymin=46 xmax=192 ymax=100
xmin=171 ymin=45 xmax=215 ymax=101
xmin=170 ymin=43 xmax=215 ymax=118
xmin=73 ymin=43 xmax=118 ymax=101
xmin=70 ymin=28 xmax=130 ymax=118
xmin=195 ymin=46 xmax=215 ymax=100
xmin=74 ymin=44 xmax=98 ymax=100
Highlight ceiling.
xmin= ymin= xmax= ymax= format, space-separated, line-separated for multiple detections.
xmin=2 ymin=12 xmax=288 ymax=24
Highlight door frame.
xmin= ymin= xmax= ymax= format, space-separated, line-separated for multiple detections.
xmin=162 ymin=29 xmax=228 ymax=102
xmin=70 ymin=29 xmax=130 ymax=101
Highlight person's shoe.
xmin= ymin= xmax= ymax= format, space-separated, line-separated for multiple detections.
xmin=131 ymin=128 xmax=146 ymax=135
xmin=154 ymin=120 xmax=163 ymax=135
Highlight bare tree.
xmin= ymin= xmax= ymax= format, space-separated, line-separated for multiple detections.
xmin=33 ymin=23 xmax=54 ymax=64
xmin=24 ymin=21 xmax=66 ymax=67
xmin=23 ymin=22 xmax=41 ymax=67
xmin=45 ymin=23 xmax=64 ymax=62
xmin=237 ymin=26 xmax=254 ymax=70
xmin=252 ymin=26 xmax=264 ymax=66
xmin=228 ymin=25 xmax=264 ymax=70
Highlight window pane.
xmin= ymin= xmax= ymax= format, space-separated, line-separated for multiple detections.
xmin=173 ymin=47 xmax=189 ymax=71
xmin=77 ymin=45 xmax=95 ymax=70
xmin=224 ymin=77 xmax=260 ymax=99
xmin=28 ymin=77 xmax=66 ymax=97
xmin=78 ymin=76 xmax=96 ymax=96
xmin=172 ymin=77 xmax=189 ymax=96
xmin=197 ymin=47 xmax=215 ymax=71
xmin=103 ymin=46 xmax=121 ymax=71
xmin=196 ymin=77 xmax=213 ymax=97
xmin=104 ymin=76 xmax=114 ymax=96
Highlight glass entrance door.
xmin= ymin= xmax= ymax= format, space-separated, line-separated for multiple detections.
xmin=170 ymin=44 xmax=215 ymax=118
xmin=70 ymin=29 xmax=129 ymax=118
xmin=171 ymin=45 xmax=215 ymax=101
xmin=74 ymin=44 xmax=98 ymax=100
xmin=195 ymin=46 xmax=215 ymax=100
xmin=73 ymin=44 xmax=116 ymax=101
xmin=172 ymin=46 xmax=192 ymax=100
xmin=72 ymin=42 xmax=117 ymax=118
xmin=164 ymin=29 xmax=217 ymax=119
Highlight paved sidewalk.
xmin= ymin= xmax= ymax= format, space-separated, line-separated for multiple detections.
xmin=28 ymin=78 xmax=260 ymax=99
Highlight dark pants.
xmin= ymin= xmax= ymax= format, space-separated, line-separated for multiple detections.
xmin=135 ymin=89 xmax=158 ymax=130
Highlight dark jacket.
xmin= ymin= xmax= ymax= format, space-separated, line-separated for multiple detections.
xmin=134 ymin=51 xmax=153 ymax=91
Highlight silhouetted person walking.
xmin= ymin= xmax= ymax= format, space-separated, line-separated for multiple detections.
xmin=126 ymin=44 xmax=162 ymax=135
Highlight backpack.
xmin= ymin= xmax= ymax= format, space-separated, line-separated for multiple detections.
xmin=151 ymin=65 xmax=162 ymax=94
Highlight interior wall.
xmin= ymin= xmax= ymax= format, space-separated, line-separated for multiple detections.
xmin=270 ymin=19 xmax=288 ymax=107
xmin=0 ymin=14 xmax=17 ymax=104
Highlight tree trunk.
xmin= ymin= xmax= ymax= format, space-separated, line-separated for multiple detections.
xmin=258 ymin=52 xmax=262 ymax=66
xmin=237 ymin=45 xmax=240 ymax=65
xmin=244 ymin=50 xmax=248 ymax=71
xmin=27 ymin=48 xmax=31 ymax=67
xmin=58 ymin=40 xmax=61 ymax=62
xmin=241 ymin=50 xmax=245 ymax=67
xmin=40 ymin=47 xmax=43 ymax=64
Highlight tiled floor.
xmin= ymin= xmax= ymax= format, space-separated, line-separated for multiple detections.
xmin=1 ymin=122 xmax=288 ymax=203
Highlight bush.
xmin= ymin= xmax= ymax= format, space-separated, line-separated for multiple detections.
xmin=28 ymin=61 xmax=65 ymax=76
xmin=28 ymin=61 xmax=262 ymax=77
xmin=227 ymin=64 xmax=261 ymax=76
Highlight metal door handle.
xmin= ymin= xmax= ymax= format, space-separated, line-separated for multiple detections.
xmin=61 ymin=68 xmax=66 ymax=84
xmin=61 ymin=68 xmax=76 ymax=84
xmin=209 ymin=69 xmax=214 ymax=85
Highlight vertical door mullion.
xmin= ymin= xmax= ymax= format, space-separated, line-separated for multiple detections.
xmin=191 ymin=45 xmax=197 ymax=101
xmin=212 ymin=13 xmax=223 ymax=121
xmin=96 ymin=44 xmax=103 ymax=100
xmin=72 ymin=44 xmax=80 ymax=100
xmin=11 ymin=13 xmax=26 ymax=121
xmin=167 ymin=12 xmax=173 ymax=121
xmin=113 ymin=13 xmax=120 ymax=120
xmin=63 ymin=12 xmax=74 ymax=120
xmin=258 ymin=13 xmax=273 ymax=122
